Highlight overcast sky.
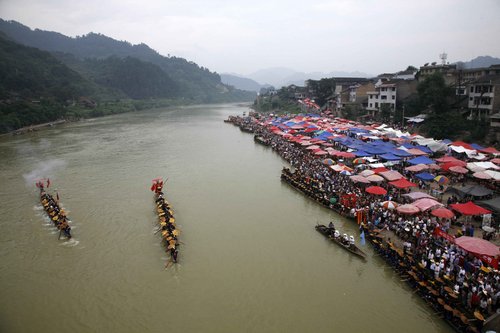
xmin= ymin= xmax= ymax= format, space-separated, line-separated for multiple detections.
xmin=1 ymin=0 xmax=500 ymax=76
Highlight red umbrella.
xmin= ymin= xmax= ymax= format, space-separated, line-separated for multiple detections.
xmin=431 ymin=207 xmax=455 ymax=219
xmin=455 ymin=236 xmax=500 ymax=257
xmin=396 ymin=204 xmax=420 ymax=215
xmin=366 ymin=186 xmax=387 ymax=195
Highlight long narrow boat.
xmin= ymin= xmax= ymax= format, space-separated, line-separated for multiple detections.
xmin=36 ymin=179 xmax=72 ymax=239
xmin=151 ymin=178 xmax=179 ymax=265
xmin=254 ymin=135 xmax=270 ymax=146
xmin=315 ymin=224 xmax=366 ymax=259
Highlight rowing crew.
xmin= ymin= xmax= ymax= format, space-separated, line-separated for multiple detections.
xmin=328 ymin=222 xmax=355 ymax=247
xmin=152 ymin=178 xmax=179 ymax=264
xmin=38 ymin=182 xmax=72 ymax=239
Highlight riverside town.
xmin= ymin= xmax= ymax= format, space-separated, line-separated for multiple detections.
xmin=225 ymin=71 xmax=500 ymax=330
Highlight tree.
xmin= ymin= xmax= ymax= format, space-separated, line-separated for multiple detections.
xmin=379 ymin=103 xmax=392 ymax=123
xmin=417 ymin=72 xmax=453 ymax=114
xmin=306 ymin=78 xmax=336 ymax=107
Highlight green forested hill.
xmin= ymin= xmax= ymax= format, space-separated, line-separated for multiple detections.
xmin=0 ymin=34 xmax=96 ymax=132
xmin=0 ymin=34 xmax=95 ymax=101
xmin=0 ymin=19 xmax=252 ymax=101
xmin=0 ymin=19 xmax=255 ymax=133
xmin=54 ymin=53 xmax=179 ymax=99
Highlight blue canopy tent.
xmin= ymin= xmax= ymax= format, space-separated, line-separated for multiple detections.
xmin=414 ymin=145 xmax=433 ymax=154
xmin=470 ymin=143 xmax=485 ymax=150
xmin=415 ymin=172 xmax=435 ymax=181
xmin=408 ymin=156 xmax=435 ymax=165
xmin=364 ymin=146 xmax=387 ymax=155
xmin=353 ymin=150 xmax=373 ymax=157
xmin=379 ymin=153 xmax=401 ymax=161
xmin=391 ymin=149 xmax=413 ymax=157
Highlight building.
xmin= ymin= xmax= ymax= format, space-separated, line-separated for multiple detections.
xmin=418 ymin=62 xmax=458 ymax=86
xmin=462 ymin=64 xmax=500 ymax=82
xmin=366 ymin=79 xmax=397 ymax=114
xmin=467 ymin=75 xmax=500 ymax=119
xmin=330 ymin=78 xmax=370 ymax=114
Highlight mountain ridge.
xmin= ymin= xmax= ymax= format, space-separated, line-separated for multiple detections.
xmin=0 ymin=19 xmax=255 ymax=102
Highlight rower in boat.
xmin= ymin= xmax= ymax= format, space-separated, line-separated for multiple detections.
xmin=333 ymin=229 xmax=340 ymax=239
xmin=37 ymin=179 xmax=72 ymax=239
xmin=349 ymin=235 xmax=355 ymax=247
xmin=342 ymin=233 xmax=349 ymax=246
xmin=151 ymin=177 xmax=180 ymax=265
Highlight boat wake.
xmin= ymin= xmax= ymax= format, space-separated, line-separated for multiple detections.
xmin=60 ymin=238 xmax=79 ymax=247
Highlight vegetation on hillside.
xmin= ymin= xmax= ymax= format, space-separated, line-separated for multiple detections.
xmin=0 ymin=20 xmax=256 ymax=134
xmin=0 ymin=19 xmax=247 ymax=101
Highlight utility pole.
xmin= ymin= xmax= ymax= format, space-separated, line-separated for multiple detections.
xmin=402 ymin=105 xmax=405 ymax=128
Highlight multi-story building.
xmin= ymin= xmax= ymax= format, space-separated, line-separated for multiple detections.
xmin=462 ymin=64 xmax=500 ymax=82
xmin=418 ymin=62 xmax=458 ymax=86
xmin=366 ymin=80 xmax=397 ymax=114
xmin=467 ymin=75 xmax=500 ymax=119
xmin=327 ymin=78 xmax=370 ymax=114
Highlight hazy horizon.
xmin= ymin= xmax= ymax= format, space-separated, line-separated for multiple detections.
xmin=1 ymin=0 xmax=499 ymax=77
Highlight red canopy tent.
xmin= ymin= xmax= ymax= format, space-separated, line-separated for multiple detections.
xmin=435 ymin=156 xmax=465 ymax=164
xmin=455 ymin=236 xmax=500 ymax=257
xmin=389 ymin=178 xmax=418 ymax=189
xmin=372 ymin=167 xmax=389 ymax=174
xmin=440 ymin=161 xmax=467 ymax=171
xmin=482 ymin=147 xmax=500 ymax=154
xmin=451 ymin=141 xmax=474 ymax=150
xmin=449 ymin=201 xmax=492 ymax=216
xmin=454 ymin=236 xmax=499 ymax=268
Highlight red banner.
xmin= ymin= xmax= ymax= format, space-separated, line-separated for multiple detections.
xmin=433 ymin=227 xmax=456 ymax=244
xmin=477 ymin=254 xmax=499 ymax=269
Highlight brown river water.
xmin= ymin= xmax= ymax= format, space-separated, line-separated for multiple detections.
xmin=0 ymin=104 xmax=452 ymax=332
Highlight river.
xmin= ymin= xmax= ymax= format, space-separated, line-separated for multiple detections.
xmin=0 ymin=104 xmax=452 ymax=332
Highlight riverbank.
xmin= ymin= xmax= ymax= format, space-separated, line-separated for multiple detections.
xmin=1 ymin=97 xmax=254 ymax=136
xmin=226 ymin=112 xmax=500 ymax=333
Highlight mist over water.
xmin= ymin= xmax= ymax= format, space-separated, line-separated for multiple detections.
xmin=22 ymin=159 xmax=68 ymax=185
xmin=0 ymin=104 xmax=452 ymax=333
